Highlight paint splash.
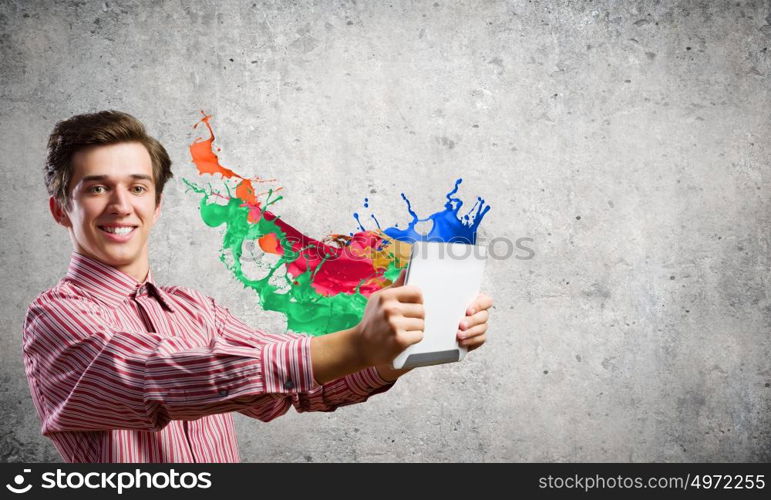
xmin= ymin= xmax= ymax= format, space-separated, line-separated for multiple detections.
xmin=184 ymin=113 xmax=490 ymax=336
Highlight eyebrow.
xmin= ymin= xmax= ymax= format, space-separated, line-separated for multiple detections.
xmin=80 ymin=174 xmax=154 ymax=183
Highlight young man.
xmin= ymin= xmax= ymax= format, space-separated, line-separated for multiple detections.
xmin=23 ymin=111 xmax=493 ymax=463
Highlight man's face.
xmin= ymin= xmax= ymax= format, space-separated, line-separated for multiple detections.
xmin=51 ymin=142 xmax=161 ymax=276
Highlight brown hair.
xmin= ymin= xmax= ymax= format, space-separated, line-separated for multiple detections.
xmin=44 ymin=110 xmax=173 ymax=208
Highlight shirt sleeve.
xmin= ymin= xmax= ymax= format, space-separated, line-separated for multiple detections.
xmin=212 ymin=301 xmax=396 ymax=422
xmin=22 ymin=290 xmax=394 ymax=436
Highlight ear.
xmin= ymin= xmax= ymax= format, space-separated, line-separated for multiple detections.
xmin=152 ymin=196 xmax=162 ymax=224
xmin=49 ymin=196 xmax=71 ymax=228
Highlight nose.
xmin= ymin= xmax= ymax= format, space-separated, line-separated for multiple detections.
xmin=107 ymin=185 xmax=133 ymax=215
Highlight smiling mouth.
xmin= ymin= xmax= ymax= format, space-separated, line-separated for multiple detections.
xmin=98 ymin=225 xmax=137 ymax=235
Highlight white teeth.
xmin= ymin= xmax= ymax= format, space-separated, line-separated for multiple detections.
xmin=102 ymin=226 xmax=134 ymax=235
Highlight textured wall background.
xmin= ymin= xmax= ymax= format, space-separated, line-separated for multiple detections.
xmin=1 ymin=0 xmax=769 ymax=462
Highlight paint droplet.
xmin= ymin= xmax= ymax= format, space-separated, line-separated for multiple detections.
xmin=670 ymin=275 xmax=675 ymax=280
xmin=575 ymin=215 xmax=581 ymax=220
xmin=543 ymin=370 xmax=549 ymax=374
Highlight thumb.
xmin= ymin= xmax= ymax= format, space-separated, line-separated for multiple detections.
xmin=390 ymin=268 xmax=407 ymax=288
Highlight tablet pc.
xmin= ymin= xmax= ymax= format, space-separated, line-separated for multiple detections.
xmin=392 ymin=241 xmax=487 ymax=370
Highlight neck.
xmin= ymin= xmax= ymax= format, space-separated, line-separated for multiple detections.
xmin=113 ymin=259 xmax=150 ymax=283
xmin=73 ymin=248 xmax=150 ymax=284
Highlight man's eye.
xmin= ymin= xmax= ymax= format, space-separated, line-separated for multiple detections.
xmin=132 ymin=185 xmax=148 ymax=194
xmin=89 ymin=186 xmax=106 ymax=194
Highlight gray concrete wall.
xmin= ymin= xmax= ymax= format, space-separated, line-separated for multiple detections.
xmin=1 ymin=0 xmax=769 ymax=462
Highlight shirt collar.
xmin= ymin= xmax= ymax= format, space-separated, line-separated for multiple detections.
xmin=65 ymin=252 xmax=175 ymax=312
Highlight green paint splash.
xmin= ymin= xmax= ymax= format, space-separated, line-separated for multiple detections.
xmin=183 ymin=178 xmax=396 ymax=336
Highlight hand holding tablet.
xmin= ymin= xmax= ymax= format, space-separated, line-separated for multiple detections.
xmin=392 ymin=241 xmax=488 ymax=370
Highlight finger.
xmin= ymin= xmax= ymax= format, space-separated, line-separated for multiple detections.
xmin=394 ymin=302 xmax=425 ymax=319
xmin=462 ymin=333 xmax=486 ymax=351
xmin=466 ymin=292 xmax=493 ymax=315
xmin=390 ymin=284 xmax=423 ymax=304
xmin=395 ymin=317 xmax=424 ymax=332
xmin=459 ymin=309 xmax=488 ymax=330
xmin=397 ymin=329 xmax=424 ymax=348
xmin=467 ymin=292 xmax=493 ymax=314
xmin=457 ymin=322 xmax=488 ymax=341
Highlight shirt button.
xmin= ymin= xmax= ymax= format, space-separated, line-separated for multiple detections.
xmin=283 ymin=380 xmax=295 ymax=390
xmin=218 ymin=389 xmax=229 ymax=397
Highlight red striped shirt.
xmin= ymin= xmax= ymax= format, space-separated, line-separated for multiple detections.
xmin=22 ymin=252 xmax=394 ymax=463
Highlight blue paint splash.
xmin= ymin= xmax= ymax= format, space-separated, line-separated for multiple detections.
xmin=360 ymin=178 xmax=491 ymax=244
